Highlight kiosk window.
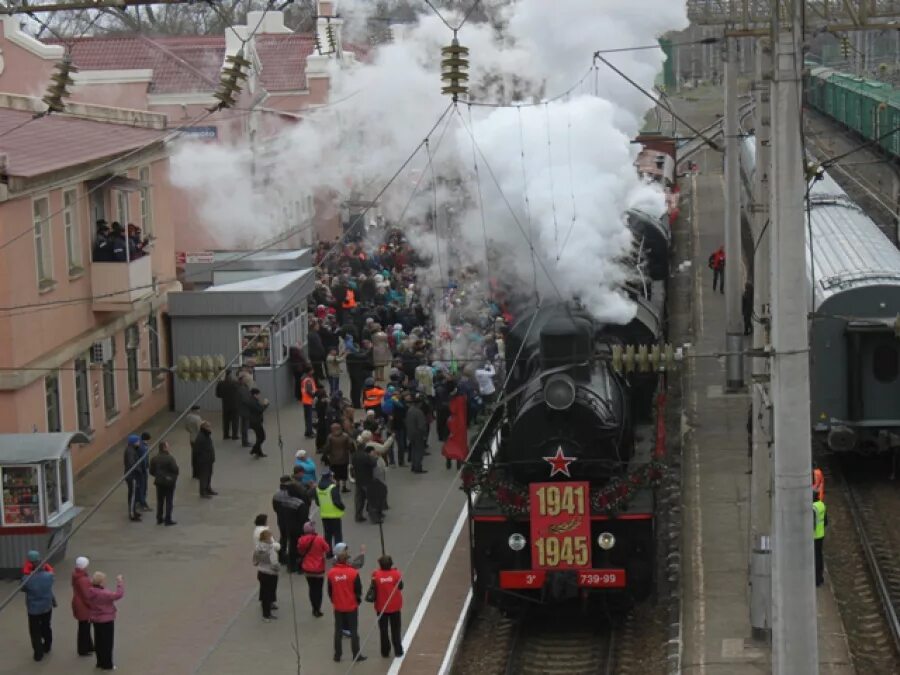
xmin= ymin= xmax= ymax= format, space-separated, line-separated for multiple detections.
xmin=44 ymin=462 xmax=60 ymax=517
xmin=59 ymin=455 xmax=70 ymax=507
xmin=1 ymin=466 xmax=42 ymax=526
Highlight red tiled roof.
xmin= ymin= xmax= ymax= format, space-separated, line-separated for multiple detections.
xmin=45 ymin=33 xmax=320 ymax=94
xmin=254 ymin=34 xmax=316 ymax=92
xmin=0 ymin=109 xmax=165 ymax=178
xmin=46 ymin=35 xmax=225 ymax=93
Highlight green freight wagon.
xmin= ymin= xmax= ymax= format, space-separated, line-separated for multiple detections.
xmin=804 ymin=66 xmax=900 ymax=161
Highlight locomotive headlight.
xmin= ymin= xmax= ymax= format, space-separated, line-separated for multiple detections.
xmin=597 ymin=532 xmax=616 ymax=550
xmin=544 ymin=374 xmax=576 ymax=411
xmin=508 ymin=533 xmax=527 ymax=551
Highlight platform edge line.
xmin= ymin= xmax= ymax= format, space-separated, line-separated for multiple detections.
xmin=387 ymin=502 xmax=469 ymax=675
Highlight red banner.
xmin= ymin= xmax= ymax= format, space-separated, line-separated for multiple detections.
xmin=529 ymin=481 xmax=592 ymax=570
xmin=442 ymin=394 xmax=469 ymax=462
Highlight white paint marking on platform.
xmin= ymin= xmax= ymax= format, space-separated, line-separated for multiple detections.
xmin=690 ymin=170 xmax=708 ymax=675
xmin=387 ymin=503 xmax=468 ymax=675
xmin=437 ymin=588 xmax=473 ymax=675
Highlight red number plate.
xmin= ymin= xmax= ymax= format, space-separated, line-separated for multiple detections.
xmin=499 ymin=570 xmax=546 ymax=589
xmin=577 ymin=569 xmax=626 ymax=588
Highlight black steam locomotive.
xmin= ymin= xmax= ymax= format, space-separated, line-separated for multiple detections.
xmin=465 ymin=302 xmax=657 ymax=611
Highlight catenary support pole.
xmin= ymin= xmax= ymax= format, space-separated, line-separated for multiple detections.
xmin=749 ymin=35 xmax=773 ymax=639
xmin=769 ymin=2 xmax=818 ymax=673
xmin=723 ymin=38 xmax=744 ymax=390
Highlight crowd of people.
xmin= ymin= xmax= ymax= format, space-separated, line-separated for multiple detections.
xmin=21 ymin=224 xmax=519 ymax=667
xmin=92 ymin=219 xmax=150 ymax=262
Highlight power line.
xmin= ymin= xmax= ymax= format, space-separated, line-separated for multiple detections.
xmin=595 ymin=54 xmax=722 ymax=152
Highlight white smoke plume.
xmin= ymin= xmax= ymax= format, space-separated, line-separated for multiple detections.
xmin=170 ymin=0 xmax=688 ymax=323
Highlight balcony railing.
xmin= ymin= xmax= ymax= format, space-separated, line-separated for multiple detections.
xmin=91 ymin=255 xmax=153 ymax=312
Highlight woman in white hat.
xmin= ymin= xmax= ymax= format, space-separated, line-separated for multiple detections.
xmin=71 ymin=556 xmax=94 ymax=656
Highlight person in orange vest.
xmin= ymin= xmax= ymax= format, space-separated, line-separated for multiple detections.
xmin=362 ymin=378 xmax=385 ymax=416
xmin=370 ymin=554 xmax=404 ymax=658
xmin=708 ymin=245 xmax=725 ymax=294
xmin=300 ymin=366 xmax=318 ymax=439
xmin=342 ymin=288 xmax=357 ymax=310
xmin=812 ymin=464 xmax=825 ymax=502
xmin=327 ymin=544 xmax=367 ymax=663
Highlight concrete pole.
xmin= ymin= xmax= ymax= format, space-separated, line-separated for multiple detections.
xmin=724 ymin=39 xmax=744 ymax=390
xmin=769 ymin=3 xmax=818 ymax=672
xmin=749 ymin=36 xmax=773 ymax=638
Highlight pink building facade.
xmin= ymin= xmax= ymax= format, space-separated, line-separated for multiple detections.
xmin=0 ymin=2 xmax=351 ymax=251
xmin=0 ymin=95 xmax=179 ymax=472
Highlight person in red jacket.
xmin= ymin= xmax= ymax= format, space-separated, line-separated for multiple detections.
xmin=71 ymin=556 xmax=94 ymax=657
xmin=371 ymin=555 xmax=404 ymax=658
xmin=297 ymin=521 xmax=330 ymax=617
xmin=708 ymin=245 xmax=725 ymax=294
xmin=327 ymin=544 xmax=367 ymax=663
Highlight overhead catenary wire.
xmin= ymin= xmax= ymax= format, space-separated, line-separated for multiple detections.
xmin=543 ymin=102 xmax=561 ymax=259
xmin=595 ymin=54 xmax=722 ymax=152
xmin=466 ymin=103 xmax=491 ymax=274
xmin=557 ymin=93 xmax=578 ymax=261
xmin=516 ymin=105 xmax=538 ymax=297
xmin=0 ymin=100 xmax=456 ymax=617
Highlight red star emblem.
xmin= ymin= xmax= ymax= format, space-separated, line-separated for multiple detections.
xmin=543 ymin=446 xmax=576 ymax=477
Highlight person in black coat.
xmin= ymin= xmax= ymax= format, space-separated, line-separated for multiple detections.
xmin=272 ymin=476 xmax=310 ymax=569
xmin=289 ymin=345 xmax=310 ymax=401
xmin=307 ymin=320 xmax=327 ymax=383
xmin=237 ymin=376 xmax=254 ymax=447
xmin=315 ymin=389 xmax=331 ymax=452
xmin=247 ymin=388 xmax=270 ymax=458
xmin=742 ymin=281 xmax=754 ymax=336
xmin=92 ymin=221 xmax=112 ymax=262
xmin=215 ymin=370 xmax=240 ymax=440
xmin=351 ymin=442 xmax=377 ymax=522
xmin=194 ymin=422 xmax=217 ymax=498
xmin=345 ymin=346 xmax=374 ymax=409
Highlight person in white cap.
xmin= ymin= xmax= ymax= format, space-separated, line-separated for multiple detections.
xmin=71 ymin=556 xmax=94 ymax=656
xmin=294 ymin=449 xmax=317 ymax=485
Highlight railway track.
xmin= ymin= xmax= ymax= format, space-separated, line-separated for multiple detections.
xmin=826 ymin=458 xmax=900 ymax=673
xmin=503 ymin=614 xmax=616 ymax=675
xmin=452 ymin=606 xmax=621 ymax=675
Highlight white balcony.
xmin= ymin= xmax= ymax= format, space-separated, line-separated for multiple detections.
xmin=91 ymin=256 xmax=154 ymax=312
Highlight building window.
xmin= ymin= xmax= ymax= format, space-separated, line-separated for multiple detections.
xmin=74 ymin=356 xmax=91 ymax=433
xmin=63 ymin=188 xmax=82 ymax=274
xmin=103 ymin=336 xmax=117 ymax=419
xmin=116 ymin=190 xmax=129 ymax=227
xmin=126 ymin=324 xmax=141 ymax=402
xmin=873 ymin=343 xmax=899 ymax=383
xmin=33 ymin=197 xmax=53 ymax=288
xmin=148 ymin=312 xmax=163 ymax=387
xmin=45 ymin=372 xmax=61 ymax=433
xmin=139 ymin=167 xmax=153 ymax=236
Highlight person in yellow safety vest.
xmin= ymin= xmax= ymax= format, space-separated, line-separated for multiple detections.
xmin=812 ymin=465 xmax=825 ymax=502
xmin=362 ymin=378 xmax=385 ymax=414
xmin=813 ymin=491 xmax=827 ymax=587
xmin=342 ymin=288 xmax=357 ymax=310
xmin=301 ymin=367 xmax=318 ymax=439
xmin=316 ymin=470 xmax=345 ymax=554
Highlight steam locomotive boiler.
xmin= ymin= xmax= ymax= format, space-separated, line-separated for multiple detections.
xmin=466 ymin=302 xmax=656 ymax=611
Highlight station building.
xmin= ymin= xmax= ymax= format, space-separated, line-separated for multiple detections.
xmin=0 ymin=94 xmax=179 ymax=472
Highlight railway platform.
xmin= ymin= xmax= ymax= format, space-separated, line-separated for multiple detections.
xmin=0 ymin=380 xmax=467 ymax=675
xmin=679 ymin=142 xmax=854 ymax=674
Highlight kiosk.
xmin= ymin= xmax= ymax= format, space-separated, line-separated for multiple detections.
xmin=0 ymin=432 xmax=87 ymax=577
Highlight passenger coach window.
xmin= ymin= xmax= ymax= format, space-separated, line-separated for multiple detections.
xmin=873 ymin=343 xmax=899 ymax=383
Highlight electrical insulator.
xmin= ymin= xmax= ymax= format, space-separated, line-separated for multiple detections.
xmin=43 ymin=54 xmax=78 ymax=114
xmin=326 ymin=21 xmax=337 ymax=53
xmin=189 ymin=356 xmax=203 ymax=382
xmin=649 ymin=345 xmax=661 ymax=372
xmin=840 ymin=37 xmax=851 ymax=59
xmin=200 ymin=355 xmax=216 ymax=381
xmin=209 ymin=51 xmax=252 ymax=112
xmin=315 ymin=31 xmax=324 ymax=54
xmin=623 ymin=345 xmax=636 ymax=374
xmin=612 ymin=344 xmax=623 ymax=373
xmin=441 ymin=36 xmax=469 ymax=101
xmin=637 ymin=345 xmax=650 ymax=373
xmin=176 ymin=356 xmax=191 ymax=381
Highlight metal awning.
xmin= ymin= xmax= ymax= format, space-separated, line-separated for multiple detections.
xmin=0 ymin=432 xmax=90 ymax=464
xmin=87 ymin=175 xmax=148 ymax=193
